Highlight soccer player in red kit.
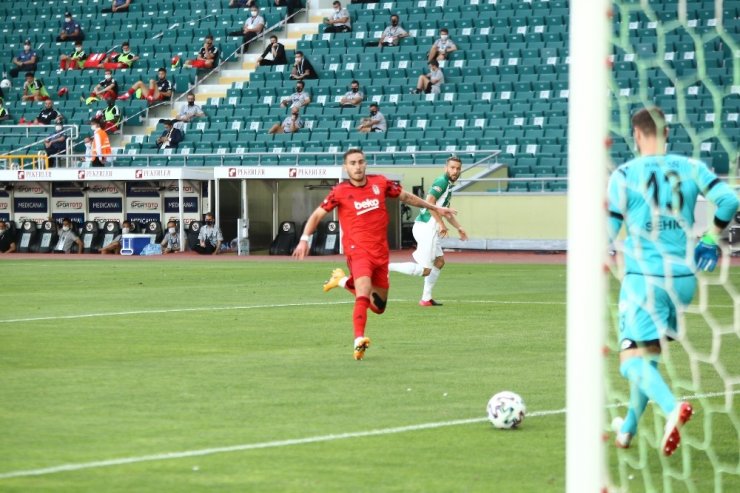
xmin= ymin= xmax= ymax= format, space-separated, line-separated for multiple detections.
xmin=293 ymin=148 xmax=457 ymax=360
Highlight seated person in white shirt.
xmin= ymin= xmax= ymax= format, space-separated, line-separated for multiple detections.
xmin=427 ymin=28 xmax=457 ymax=62
xmin=279 ymin=81 xmax=311 ymax=109
xmin=339 ymin=80 xmax=364 ymax=108
xmin=324 ymin=1 xmax=351 ymax=33
xmin=268 ymin=107 xmax=304 ymax=134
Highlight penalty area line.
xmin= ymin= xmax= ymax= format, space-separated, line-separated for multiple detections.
xmin=0 ymin=389 xmax=735 ymax=480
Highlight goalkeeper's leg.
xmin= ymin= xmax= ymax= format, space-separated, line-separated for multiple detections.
xmin=620 ymin=355 xmax=676 ymax=417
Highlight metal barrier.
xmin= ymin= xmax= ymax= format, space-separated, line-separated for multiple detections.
xmin=0 ymin=153 xmax=50 ymax=170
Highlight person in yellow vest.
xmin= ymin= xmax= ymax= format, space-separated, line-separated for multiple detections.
xmin=59 ymin=40 xmax=87 ymax=70
xmin=101 ymin=97 xmax=122 ymax=133
xmin=90 ymin=118 xmax=111 ymax=167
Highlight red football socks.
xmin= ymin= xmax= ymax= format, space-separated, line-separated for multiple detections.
xmin=353 ymin=296 xmax=370 ymax=338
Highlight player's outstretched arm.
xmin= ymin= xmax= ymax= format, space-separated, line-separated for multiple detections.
xmin=293 ymin=206 xmax=329 ymax=260
xmin=399 ymin=190 xmax=457 ymax=219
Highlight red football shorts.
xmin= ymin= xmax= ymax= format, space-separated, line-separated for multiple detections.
xmin=347 ymin=254 xmax=389 ymax=290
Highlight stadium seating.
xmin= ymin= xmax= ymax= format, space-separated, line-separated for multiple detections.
xmin=0 ymin=0 xmax=736 ymax=192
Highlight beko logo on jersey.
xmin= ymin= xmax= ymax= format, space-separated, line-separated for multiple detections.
xmin=354 ymin=198 xmax=379 ymax=215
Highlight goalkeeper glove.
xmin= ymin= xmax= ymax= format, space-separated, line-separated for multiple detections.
xmin=694 ymin=233 xmax=720 ymax=272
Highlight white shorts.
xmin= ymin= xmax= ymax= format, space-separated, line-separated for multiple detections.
xmin=412 ymin=220 xmax=442 ymax=269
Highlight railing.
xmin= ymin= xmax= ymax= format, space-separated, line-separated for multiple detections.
xmin=4 ymin=124 xmax=80 ymax=167
xmin=0 ymin=153 xmax=50 ymax=170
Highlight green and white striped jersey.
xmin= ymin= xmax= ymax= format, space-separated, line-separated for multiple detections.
xmin=416 ymin=173 xmax=453 ymax=223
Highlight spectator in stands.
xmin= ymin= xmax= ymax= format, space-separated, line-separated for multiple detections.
xmin=268 ymin=107 xmax=303 ymax=134
xmin=100 ymin=220 xmax=131 ymax=254
xmin=176 ymin=93 xmax=206 ymax=124
xmin=59 ymin=40 xmax=87 ymax=71
xmin=339 ymin=80 xmax=363 ymax=108
xmin=78 ymin=136 xmax=93 ymax=167
xmin=34 ymin=100 xmax=63 ymax=125
xmin=269 ymin=0 xmax=288 ymax=7
xmin=357 ymin=103 xmax=387 ymax=133
xmin=229 ymin=0 xmax=257 ymax=7
xmin=104 ymin=41 xmax=139 ymax=69
xmin=279 ymin=80 xmax=310 ymax=109
xmin=427 ymin=28 xmax=457 ymax=62
xmin=117 ymin=67 xmax=173 ymax=105
xmin=289 ymin=51 xmax=318 ymax=80
xmin=57 ymin=12 xmax=85 ymax=42
xmin=55 ymin=218 xmax=84 ymax=254
xmin=9 ymin=40 xmax=38 ymax=78
xmin=378 ymin=14 xmax=408 ymax=47
xmin=413 ymin=60 xmax=444 ymax=94
xmin=100 ymin=97 xmax=122 ymax=134
xmin=229 ymin=6 xmax=265 ymax=49
xmin=90 ymin=118 xmax=111 ymax=167
xmin=155 ymin=119 xmax=183 ymax=150
xmin=324 ymin=1 xmax=351 ymax=33
xmin=0 ymin=99 xmax=10 ymax=122
xmin=44 ymin=124 xmax=68 ymax=167
xmin=101 ymin=0 xmax=131 ymax=13
xmin=256 ymin=35 xmax=287 ymax=67
xmin=84 ymin=69 xmax=118 ymax=104
xmin=22 ymin=72 xmax=50 ymax=102
xmin=193 ymin=212 xmax=223 ymax=255
xmin=184 ymin=35 xmax=220 ymax=70
xmin=0 ymin=220 xmax=16 ymax=253
xmin=160 ymin=221 xmax=182 ymax=254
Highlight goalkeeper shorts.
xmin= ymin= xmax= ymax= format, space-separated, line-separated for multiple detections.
xmin=618 ymin=273 xmax=696 ymax=343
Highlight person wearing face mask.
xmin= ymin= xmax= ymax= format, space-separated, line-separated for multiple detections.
xmin=279 ymin=81 xmax=311 ymax=109
xmin=289 ymin=51 xmax=318 ymax=80
xmin=54 ymin=218 xmax=84 ymax=254
xmin=323 ymin=1 xmax=351 ymax=33
xmin=268 ymin=107 xmax=304 ymax=134
xmin=90 ymin=118 xmax=111 ymax=167
xmin=59 ymin=41 xmax=87 ymax=71
xmin=34 ymin=99 xmax=63 ymax=125
xmin=100 ymin=220 xmax=132 ymax=254
xmin=84 ymin=70 xmax=118 ymax=105
xmin=193 ymin=213 xmax=223 ymax=255
xmin=101 ymin=0 xmax=131 ymax=13
xmin=10 ymin=39 xmax=38 ymax=78
xmin=228 ymin=7 xmax=265 ymax=50
xmin=339 ymin=80 xmax=364 ymax=108
xmin=44 ymin=124 xmax=69 ymax=167
xmin=427 ymin=28 xmax=457 ymax=63
xmin=176 ymin=93 xmax=206 ymax=125
xmin=160 ymin=221 xmax=182 ymax=254
xmin=357 ymin=103 xmax=387 ymax=133
xmin=155 ymin=119 xmax=184 ymax=149
xmin=184 ymin=35 xmax=220 ymax=70
xmin=57 ymin=12 xmax=84 ymax=42
xmin=103 ymin=41 xmax=139 ymax=69
xmin=377 ymin=15 xmax=408 ymax=47
xmin=118 ymin=67 xmax=172 ymax=105
xmin=412 ymin=59 xmax=445 ymax=95
xmin=0 ymin=220 xmax=16 ymax=254
xmin=257 ymin=35 xmax=287 ymax=67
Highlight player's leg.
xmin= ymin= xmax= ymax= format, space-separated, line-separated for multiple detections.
xmin=368 ymin=258 xmax=391 ymax=315
xmin=389 ymin=221 xmax=433 ymax=277
xmin=420 ymin=223 xmax=445 ymax=305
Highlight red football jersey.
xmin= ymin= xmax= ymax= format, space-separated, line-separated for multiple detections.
xmin=321 ymin=174 xmax=403 ymax=259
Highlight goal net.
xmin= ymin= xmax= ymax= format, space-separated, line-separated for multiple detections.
xmin=605 ymin=0 xmax=738 ymax=491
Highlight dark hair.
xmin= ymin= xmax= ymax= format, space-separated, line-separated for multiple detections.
xmin=25 ymin=71 xmax=34 ymax=78
xmin=296 ymin=80 xmax=304 ymax=87
xmin=333 ymin=1 xmax=341 ymax=5
xmin=270 ymin=35 xmax=277 ymax=41
xmin=446 ymin=155 xmax=462 ymax=165
xmin=122 ymin=41 xmax=129 ymax=47
xmin=343 ymin=148 xmax=364 ymax=163
xmin=440 ymin=28 xmax=448 ymax=34
xmin=631 ymin=107 xmax=666 ymax=137
xmin=429 ymin=60 xmax=439 ymax=68
xmin=369 ymin=103 xmax=378 ymax=108
xmin=351 ymin=79 xmax=359 ymax=85
xmin=205 ymin=34 xmax=213 ymax=40
xmin=158 ymin=67 xmax=166 ymax=73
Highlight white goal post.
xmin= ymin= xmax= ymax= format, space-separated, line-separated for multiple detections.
xmin=566 ymin=0 xmax=610 ymax=492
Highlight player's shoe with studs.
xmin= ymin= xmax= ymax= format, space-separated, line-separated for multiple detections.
xmin=611 ymin=416 xmax=632 ymax=449
xmin=419 ymin=299 xmax=443 ymax=306
xmin=323 ymin=268 xmax=346 ymax=292
xmin=353 ymin=336 xmax=370 ymax=360
xmin=661 ymin=401 xmax=693 ymax=456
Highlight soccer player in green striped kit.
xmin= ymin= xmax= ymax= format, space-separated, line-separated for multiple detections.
xmin=389 ymin=155 xmax=468 ymax=306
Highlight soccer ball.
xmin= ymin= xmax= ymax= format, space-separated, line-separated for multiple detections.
xmin=486 ymin=391 xmax=526 ymax=429
xmin=0 ymin=79 xmax=11 ymax=90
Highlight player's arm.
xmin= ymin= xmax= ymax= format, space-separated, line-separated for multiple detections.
xmin=606 ymin=168 xmax=627 ymax=244
xmin=695 ymin=163 xmax=740 ymax=271
xmin=398 ymin=189 xmax=457 ymax=220
xmin=293 ymin=206 xmax=330 ymax=260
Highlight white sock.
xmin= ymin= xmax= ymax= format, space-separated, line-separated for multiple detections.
xmin=339 ymin=277 xmax=348 ymax=288
xmin=422 ymin=267 xmax=441 ymax=301
xmin=389 ymin=262 xmax=425 ymax=276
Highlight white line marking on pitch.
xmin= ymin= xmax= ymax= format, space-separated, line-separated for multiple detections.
xmin=0 ymin=390 xmax=734 ymax=480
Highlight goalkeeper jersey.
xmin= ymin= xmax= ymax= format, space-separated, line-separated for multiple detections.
xmin=417 ymin=173 xmax=453 ymax=223
xmin=607 ymin=153 xmax=738 ymax=277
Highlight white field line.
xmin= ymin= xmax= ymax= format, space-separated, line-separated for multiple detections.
xmin=0 ymin=390 xmax=735 ymax=480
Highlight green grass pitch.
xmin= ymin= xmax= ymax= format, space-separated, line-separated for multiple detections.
xmin=0 ymin=259 xmax=737 ymax=492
